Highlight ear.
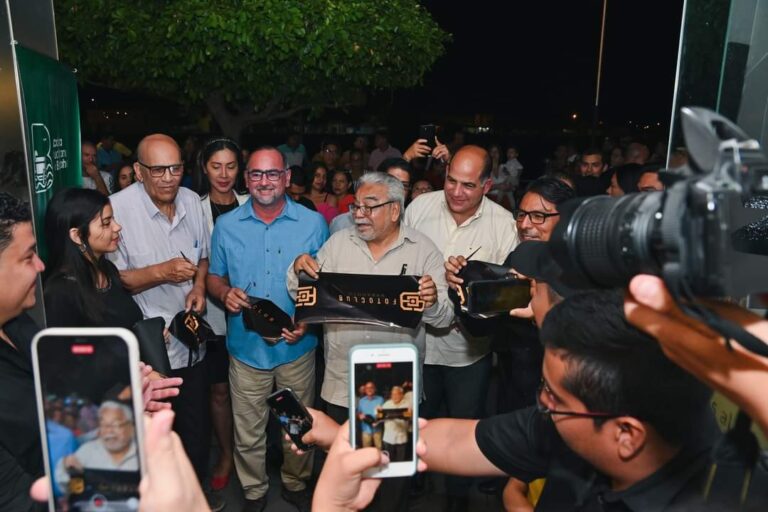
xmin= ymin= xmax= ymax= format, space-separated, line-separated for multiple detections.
xmin=390 ymin=202 xmax=402 ymax=223
xmin=284 ymin=168 xmax=292 ymax=188
xmin=614 ymin=416 xmax=648 ymax=461
xmin=482 ymin=177 xmax=493 ymax=195
xmin=68 ymin=228 xmax=83 ymax=246
xmin=133 ymin=162 xmax=144 ymax=183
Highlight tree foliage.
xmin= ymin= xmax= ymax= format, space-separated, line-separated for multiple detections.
xmin=55 ymin=0 xmax=450 ymax=139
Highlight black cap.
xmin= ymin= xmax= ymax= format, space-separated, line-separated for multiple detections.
xmin=505 ymin=241 xmax=578 ymax=298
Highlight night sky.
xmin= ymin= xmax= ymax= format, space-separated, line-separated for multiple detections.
xmin=389 ymin=0 xmax=685 ymax=129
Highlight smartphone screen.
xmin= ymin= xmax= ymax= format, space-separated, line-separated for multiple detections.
xmin=469 ymin=280 xmax=531 ymax=316
xmin=350 ymin=344 xmax=417 ymax=477
xmin=267 ymin=388 xmax=314 ymax=451
xmin=33 ymin=330 xmax=143 ymax=512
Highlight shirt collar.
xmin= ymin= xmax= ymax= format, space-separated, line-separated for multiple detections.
xmin=347 ymin=223 xmax=415 ymax=259
xmin=238 ymin=195 xmax=298 ymax=223
xmin=440 ymin=192 xmax=486 ymax=227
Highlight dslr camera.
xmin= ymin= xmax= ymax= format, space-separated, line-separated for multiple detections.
xmin=549 ymin=107 xmax=768 ymax=299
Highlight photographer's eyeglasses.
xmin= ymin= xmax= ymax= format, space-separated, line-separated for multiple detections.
xmin=138 ymin=161 xmax=184 ymax=178
xmin=512 ymin=209 xmax=560 ymax=225
xmin=536 ymin=379 xmax=623 ymax=419
xmin=246 ymin=169 xmax=285 ymax=182
xmin=349 ymin=200 xmax=395 ymax=216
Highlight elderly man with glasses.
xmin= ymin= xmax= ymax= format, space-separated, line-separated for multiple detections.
xmin=206 ymin=146 xmax=328 ymax=512
xmin=288 ymin=171 xmax=453 ymax=511
xmin=109 ymin=133 xmax=217 ymax=505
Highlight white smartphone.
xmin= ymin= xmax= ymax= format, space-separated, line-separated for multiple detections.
xmin=32 ymin=328 xmax=146 ymax=512
xmin=349 ymin=344 xmax=418 ymax=478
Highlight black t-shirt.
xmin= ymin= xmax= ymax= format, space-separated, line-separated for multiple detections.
xmin=475 ymin=406 xmax=716 ymax=511
xmin=210 ymin=197 xmax=239 ymax=224
xmin=572 ymin=174 xmax=611 ymax=197
xmin=0 ymin=313 xmax=45 ymax=511
xmin=44 ymin=260 xmax=143 ymax=329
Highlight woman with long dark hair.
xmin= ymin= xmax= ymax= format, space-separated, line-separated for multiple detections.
xmin=194 ymin=136 xmax=247 ymax=496
xmin=43 ymin=188 xmax=142 ymax=329
xmin=304 ymin=162 xmax=338 ymax=223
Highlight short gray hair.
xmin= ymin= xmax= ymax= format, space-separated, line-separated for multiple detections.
xmin=356 ymin=172 xmax=405 ymax=219
xmin=99 ymin=400 xmax=134 ymax=423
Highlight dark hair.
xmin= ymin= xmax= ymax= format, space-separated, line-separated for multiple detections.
xmin=540 ymin=289 xmax=710 ymax=444
xmin=581 ymin=147 xmax=604 ymax=160
xmin=331 ymin=169 xmax=353 ymax=191
xmin=289 ymin=165 xmax=306 ymax=187
xmin=377 ymin=158 xmax=413 ymax=177
xmin=305 ymin=162 xmax=329 ymax=192
xmin=44 ymin=188 xmax=112 ymax=323
xmin=525 ymin=176 xmax=576 ymax=205
xmin=611 ymin=163 xmax=645 ymax=193
xmin=0 ymin=192 xmax=31 ymax=254
xmin=193 ymin=137 xmax=244 ymax=196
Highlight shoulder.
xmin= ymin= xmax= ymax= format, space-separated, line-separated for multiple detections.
xmin=291 ymin=200 xmax=326 ymax=227
xmin=402 ymin=225 xmax=440 ymax=251
xmin=482 ymin=197 xmax=516 ymax=222
xmin=108 ymin=183 xmax=136 ymax=208
xmin=407 ymin=190 xmax=442 ymax=213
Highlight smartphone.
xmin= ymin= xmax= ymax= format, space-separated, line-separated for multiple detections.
xmin=418 ymin=124 xmax=437 ymax=149
xmin=32 ymin=328 xmax=145 ymax=512
xmin=267 ymin=388 xmax=315 ymax=451
xmin=465 ymin=279 xmax=532 ymax=318
xmin=349 ymin=344 xmax=418 ymax=478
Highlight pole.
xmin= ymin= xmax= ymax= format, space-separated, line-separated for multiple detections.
xmin=592 ymin=0 xmax=608 ymax=146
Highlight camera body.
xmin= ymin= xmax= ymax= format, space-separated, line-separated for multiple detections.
xmin=551 ymin=107 xmax=768 ymax=298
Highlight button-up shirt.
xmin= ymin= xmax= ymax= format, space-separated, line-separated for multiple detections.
xmin=54 ymin=439 xmax=139 ymax=489
xmin=286 ymin=225 xmax=454 ymax=407
xmin=404 ymin=191 xmax=519 ymax=366
xmin=210 ymin=198 xmax=328 ymax=370
xmin=109 ymin=182 xmax=210 ymax=369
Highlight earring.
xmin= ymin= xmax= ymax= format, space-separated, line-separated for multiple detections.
xmin=79 ymin=243 xmax=87 ymax=253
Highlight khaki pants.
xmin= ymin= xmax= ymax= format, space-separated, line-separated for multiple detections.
xmin=229 ymin=350 xmax=315 ymax=500
xmin=362 ymin=430 xmax=383 ymax=449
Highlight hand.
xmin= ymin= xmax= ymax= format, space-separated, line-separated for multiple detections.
xmin=403 ymin=139 xmax=432 ymax=162
xmin=185 ymin=287 xmax=206 ymax=313
xmin=139 ymin=362 xmax=182 ymax=413
xmin=138 ymin=410 xmax=209 ymax=511
xmin=163 ymin=257 xmax=197 ymax=283
xmin=624 ymin=274 xmax=768 ymax=434
xmin=432 ymin=137 xmax=450 ymax=162
xmin=444 ymin=255 xmax=468 ymax=291
xmin=83 ymin=161 xmax=100 ymax=179
xmin=418 ymin=275 xmax=437 ymax=309
xmin=509 ymin=303 xmax=534 ymax=320
xmin=222 ymin=286 xmax=250 ymax=314
xmin=282 ymin=322 xmax=308 ymax=344
xmin=294 ymin=254 xmax=320 ymax=279
xmin=31 ymin=411 xmax=208 ymax=511
xmin=63 ymin=454 xmax=83 ymax=472
xmin=313 ymin=419 xmax=429 ymax=512
xmin=287 ymin=407 xmax=342 ymax=453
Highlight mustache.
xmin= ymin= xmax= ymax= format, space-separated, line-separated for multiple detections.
xmin=354 ymin=220 xmax=372 ymax=226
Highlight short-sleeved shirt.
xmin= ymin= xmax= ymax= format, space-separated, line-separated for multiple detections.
xmin=381 ymin=399 xmax=410 ymax=445
xmin=96 ymin=147 xmax=122 ymax=171
xmin=475 ymin=406 xmax=716 ymax=511
xmin=404 ymin=191 xmax=519 ymax=366
xmin=356 ymin=395 xmax=384 ymax=434
xmin=209 ymin=197 xmax=328 ymax=370
xmin=108 ymin=182 xmax=210 ymax=369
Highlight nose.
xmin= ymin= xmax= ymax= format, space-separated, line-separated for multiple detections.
xmin=33 ymin=253 xmax=45 ymax=272
xmin=114 ymin=220 xmax=122 ymax=233
xmin=519 ymin=215 xmax=533 ymax=230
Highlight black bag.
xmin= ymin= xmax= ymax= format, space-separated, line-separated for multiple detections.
xmin=294 ymin=272 xmax=425 ymax=329
xmin=243 ymin=296 xmax=294 ymax=340
xmin=168 ymin=310 xmax=216 ymax=359
xmin=131 ymin=317 xmax=172 ymax=377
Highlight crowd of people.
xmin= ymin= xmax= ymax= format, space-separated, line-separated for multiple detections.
xmin=0 ymin=123 xmax=766 ymax=512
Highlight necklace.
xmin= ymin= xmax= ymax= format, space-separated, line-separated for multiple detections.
xmin=210 ymin=195 xmax=237 ymax=218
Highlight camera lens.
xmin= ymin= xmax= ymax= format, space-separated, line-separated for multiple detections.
xmin=551 ymin=192 xmax=664 ymax=288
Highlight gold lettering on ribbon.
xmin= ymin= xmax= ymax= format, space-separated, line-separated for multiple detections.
xmin=297 ymin=286 xmax=317 ymax=307
xmin=399 ymin=292 xmax=426 ymax=312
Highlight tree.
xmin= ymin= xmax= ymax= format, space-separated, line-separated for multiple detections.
xmin=55 ymin=0 xmax=450 ymax=141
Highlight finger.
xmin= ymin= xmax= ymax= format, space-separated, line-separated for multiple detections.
xmin=233 ymin=288 xmax=250 ymax=301
xmin=30 ymin=477 xmax=49 ymax=502
xmin=149 ymin=387 xmax=180 ymax=400
xmin=342 ymin=448 xmax=388 ymax=475
xmin=509 ymin=304 xmax=533 ymax=318
xmin=145 ymin=401 xmax=173 ymax=412
xmin=154 ymin=377 xmax=184 ymax=389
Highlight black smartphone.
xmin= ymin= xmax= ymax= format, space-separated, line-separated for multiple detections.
xmin=32 ymin=328 xmax=145 ymax=512
xmin=418 ymin=124 xmax=437 ymax=149
xmin=465 ymin=279 xmax=532 ymax=317
xmin=267 ymin=388 xmax=315 ymax=451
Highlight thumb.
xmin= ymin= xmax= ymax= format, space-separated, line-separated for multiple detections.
xmin=342 ymin=447 xmax=388 ymax=476
xmin=628 ymin=275 xmax=674 ymax=313
xmin=144 ymin=409 xmax=176 ymax=464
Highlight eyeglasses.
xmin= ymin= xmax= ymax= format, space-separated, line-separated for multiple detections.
xmin=350 ymin=200 xmax=395 ymax=216
xmin=138 ymin=161 xmax=184 ymax=178
xmin=536 ymin=379 xmax=622 ymax=419
xmin=512 ymin=209 xmax=560 ymax=224
xmin=246 ymin=169 xmax=285 ymax=182
xmin=323 ymin=147 xmax=339 ymax=154
xmin=99 ymin=420 xmax=131 ymax=430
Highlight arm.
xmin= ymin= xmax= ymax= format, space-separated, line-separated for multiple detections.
xmin=184 ymin=258 xmax=208 ymax=313
xmin=118 ymin=257 xmax=197 ymax=295
xmin=420 ymin=249 xmax=455 ymax=328
xmin=84 ymin=162 xmax=110 ymax=196
xmin=0 ymin=442 xmax=38 ymax=511
xmin=420 ymin=418 xmax=505 ymax=477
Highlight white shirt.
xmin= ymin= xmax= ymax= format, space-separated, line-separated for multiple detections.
xmin=54 ymin=438 xmax=138 ymax=489
xmin=108 ymin=182 xmax=210 ymax=369
xmin=200 ymin=192 xmax=249 ymax=335
xmin=404 ymin=191 xmax=519 ymax=366
xmin=381 ymin=399 xmax=410 ymax=445
xmin=83 ymin=171 xmax=114 ymax=194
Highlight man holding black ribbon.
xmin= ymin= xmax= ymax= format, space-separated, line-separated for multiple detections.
xmin=206 ymin=146 xmax=327 ymax=512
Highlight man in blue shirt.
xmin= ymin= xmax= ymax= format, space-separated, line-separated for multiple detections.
xmin=207 ymin=146 xmax=328 ymax=512
xmin=355 ymin=381 xmax=384 ymax=449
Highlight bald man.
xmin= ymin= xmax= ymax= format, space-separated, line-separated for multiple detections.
xmin=404 ymin=145 xmax=519 ymax=511
xmin=108 ymin=134 xmax=220 ymax=508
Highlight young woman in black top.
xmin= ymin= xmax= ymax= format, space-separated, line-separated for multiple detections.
xmin=43 ymin=188 xmax=143 ymax=329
